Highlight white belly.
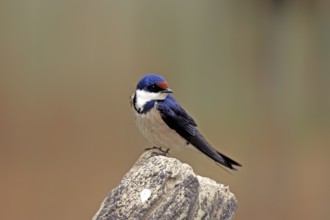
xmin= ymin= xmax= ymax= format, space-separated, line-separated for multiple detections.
xmin=132 ymin=104 xmax=188 ymax=149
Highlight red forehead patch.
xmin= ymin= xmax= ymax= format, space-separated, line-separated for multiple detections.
xmin=156 ymin=81 xmax=168 ymax=89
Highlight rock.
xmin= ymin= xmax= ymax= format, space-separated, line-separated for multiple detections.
xmin=93 ymin=148 xmax=238 ymax=220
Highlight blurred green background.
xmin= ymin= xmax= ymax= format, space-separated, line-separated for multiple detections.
xmin=1 ymin=0 xmax=329 ymax=219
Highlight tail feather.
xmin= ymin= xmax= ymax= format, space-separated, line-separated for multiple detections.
xmin=217 ymin=151 xmax=241 ymax=170
xmin=190 ymin=131 xmax=241 ymax=170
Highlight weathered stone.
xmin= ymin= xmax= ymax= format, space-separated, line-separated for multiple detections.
xmin=93 ymin=148 xmax=238 ymax=220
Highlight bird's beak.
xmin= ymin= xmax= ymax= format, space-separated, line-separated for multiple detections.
xmin=162 ymin=88 xmax=173 ymax=93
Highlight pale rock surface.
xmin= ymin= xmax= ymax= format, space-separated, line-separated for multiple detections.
xmin=93 ymin=148 xmax=238 ymax=220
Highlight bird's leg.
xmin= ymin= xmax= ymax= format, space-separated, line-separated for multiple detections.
xmin=144 ymin=146 xmax=170 ymax=156
xmin=144 ymin=146 xmax=157 ymax=151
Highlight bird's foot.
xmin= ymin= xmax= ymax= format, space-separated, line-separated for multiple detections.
xmin=144 ymin=146 xmax=170 ymax=156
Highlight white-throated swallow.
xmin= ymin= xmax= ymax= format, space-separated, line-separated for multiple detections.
xmin=130 ymin=74 xmax=241 ymax=170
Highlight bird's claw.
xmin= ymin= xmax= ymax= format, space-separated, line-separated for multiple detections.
xmin=144 ymin=146 xmax=170 ymax=156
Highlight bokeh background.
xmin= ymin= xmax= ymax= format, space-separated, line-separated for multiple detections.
xmin=1 ymin=0 xmax=330 ymax=219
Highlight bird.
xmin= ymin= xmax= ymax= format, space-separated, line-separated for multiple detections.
xmin=130 ymin=74 xmax=241 ymax=170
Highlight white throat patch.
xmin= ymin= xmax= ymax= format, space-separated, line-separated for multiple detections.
xmin=134 ymin=89 xmax=168 ymax=112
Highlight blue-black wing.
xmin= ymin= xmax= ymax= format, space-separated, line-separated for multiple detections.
xmin=157 ymin=95 xmax=241 ymax=170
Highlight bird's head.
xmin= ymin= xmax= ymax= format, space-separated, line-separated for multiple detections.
xmin=134 ymin=74 xmax=173 ymax=112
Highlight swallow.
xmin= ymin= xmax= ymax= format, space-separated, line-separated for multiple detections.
xmin=130 ymin=74 xmax=241 ymax=170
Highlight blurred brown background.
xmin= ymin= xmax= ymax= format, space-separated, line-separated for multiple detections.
xmin=1 ymin=0 xmax=329 ymax=219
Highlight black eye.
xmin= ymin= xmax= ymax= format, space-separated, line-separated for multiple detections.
xmin=148 ymin=84 xmax=160 ymax=92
